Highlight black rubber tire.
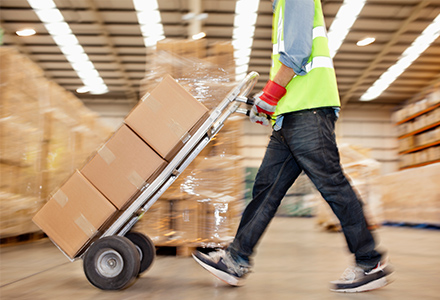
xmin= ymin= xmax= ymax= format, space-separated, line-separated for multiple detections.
xmin=83 ymin=236 xmax=140 ymax=290
xmin=125 ymin=232 xmax=156 ymax=275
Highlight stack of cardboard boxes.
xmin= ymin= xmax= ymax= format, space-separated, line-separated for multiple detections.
xmin=0 ymin=48 xmax=113 ymax=239
xmin=134 ymin=39 xmax=245 ymax=249
xmin=375 ymin=163 xmax=440 ymax=225
xmin=393 ymin=94 xmax=440 ymax=169
xmin=33 ymin=75 xmax=209 ymax=258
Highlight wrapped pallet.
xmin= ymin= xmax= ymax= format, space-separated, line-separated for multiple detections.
xmin=315 ymin=144 xmax=383 ymax=231
xmin=374 ymin=163 xmax=440 ymax=225
xmin=0 ymin=47 xmax=113 ymax=239
xmin=134 ymin=41 xmax=245 ymax=248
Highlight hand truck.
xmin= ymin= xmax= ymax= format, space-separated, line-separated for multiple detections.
xmin=74 ymin=71 xmax=259 ymax=290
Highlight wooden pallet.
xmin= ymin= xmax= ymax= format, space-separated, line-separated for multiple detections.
xmin=0 ymin=231 xmax=47 ymax=247
xmin=155 ymin=242 xmax=222 ymax=257
xmin=155 ymin=245 xmax=197 ymax=257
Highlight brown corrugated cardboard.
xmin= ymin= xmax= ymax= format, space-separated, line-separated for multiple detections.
xmin=32 ymin=171 xmax=117 ymax=259
xmin=81 ymin=125 xmax=167 ymax=210
xmin=125 ymin=74 xmax=209 ymax=162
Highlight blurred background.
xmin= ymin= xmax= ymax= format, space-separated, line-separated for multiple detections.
xmin=0 ymin=0 xmax=439 ymax=299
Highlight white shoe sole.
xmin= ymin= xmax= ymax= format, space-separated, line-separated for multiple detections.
xmin=192 ymin=253 xmax=243 ymax=287
xmin=330 ymin=276 xmax=390 ymax=293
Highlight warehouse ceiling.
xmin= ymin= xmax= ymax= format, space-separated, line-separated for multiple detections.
xmin=1 ymin=0 xmax=440 ymax=108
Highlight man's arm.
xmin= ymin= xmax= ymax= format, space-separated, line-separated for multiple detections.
xmin=273 ymin=63 xmax=296 ymax=87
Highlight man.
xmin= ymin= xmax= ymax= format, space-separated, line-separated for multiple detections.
xmin=193 ymin=0 xmax=393 ymax=293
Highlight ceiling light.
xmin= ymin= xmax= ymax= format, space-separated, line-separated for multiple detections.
xmin=44 ymin=22 xmax=71 ymax=35
xmin=192 ymin=32 xmax=206 ymax=40
xmin=16 ymin=28 xmax=36 ymax=37
xmin=76 ymin=86 xmax=90 ymax=93
xmin=133 ymin=0 xmax=165 ymax=48
xmin=357 ymin=37 xmax=375 ymax=46
xmin=233 ymin=0 xmax=260 ymax=81
xmin=34 ymin=9 xmax=64 ymax=23
xmin=360 ymin=13 xmax=440 ymax=101
xmin=27 ymin=0 xmax=108 ymax=95
xmin=328 ymin=0 xmax=366 ymax=58
xmin=27 ymin=0 xmax=55 ymax=9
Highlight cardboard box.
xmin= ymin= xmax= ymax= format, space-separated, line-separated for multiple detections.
xmin=81 ymin=125 xmax=167 ymax=209
xmin=32 ymin=171 xmax=117 ymax=259
xmin=125 ymin=75 xmax=209 ymax=162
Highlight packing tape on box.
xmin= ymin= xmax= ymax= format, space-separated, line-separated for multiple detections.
xmin=75 ymin=214 xmax=96 ymax=238
xmin=142 ymin=93 xmax=162 ymax=113
xmin=53 ymin=190 xmax=68 ymax=208
xmin=167 ymin=118 xmax=191 ymax=143
xmin=99 ymin=146 xmax=115 ymax=165
xmin=127 ymin=170 xmax=145 ymax=190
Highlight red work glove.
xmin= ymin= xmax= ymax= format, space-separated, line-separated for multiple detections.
xmin=254 ymin=80 xmax=286 ymax=116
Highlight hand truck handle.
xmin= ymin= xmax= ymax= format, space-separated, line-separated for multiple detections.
xmin=235 ymin=96 xmax=255 ymax=106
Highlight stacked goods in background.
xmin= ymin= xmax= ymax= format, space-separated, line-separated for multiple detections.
xmin=0 ymin=47 xmax=113 ymax=240
xmin=393 ymin=91 xmax=440 ymax=170
xmin=33 ymin=75 xmax=210 ymax=259
xmin=244 ymin=144 xmax=383 ymax=230
xmin=141 ymin=39 xmax=235 ymax=110
xmin=314 ymin=144 xmax=383 ymax=231
xmin=374 ymin=163 xmax=440 ymax=225
xmin=381 ymin=90 xmax=440 ymax=225
xmin=135 ymin=39 xmax=245 ymax=249
xmin=275 ymin=174 xmax=319 ymax=218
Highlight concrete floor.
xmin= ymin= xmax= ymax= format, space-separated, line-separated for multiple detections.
xmin=1 ymin=217 xmax=439 ymax=300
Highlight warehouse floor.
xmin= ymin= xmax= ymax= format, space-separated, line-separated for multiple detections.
xmin=1 ymin=217 xmax=439 ymax=300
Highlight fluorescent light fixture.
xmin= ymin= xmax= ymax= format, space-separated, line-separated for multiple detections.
xmin=192 ymin=32 xmax=206 ymax=40
xmin=44 ymin=22 xmax=71 ymax=35
xmin=27 ymin=0 xmax=55 ymax=9
xmin=76 ymin=86 xmax=90 ymax=93
xmin=34 ymin=9 xmax=64 ymax=23
xmin=328 ymin=0 xmax=366 ymax=58
xmin=233 ymin=0 xmax=260 ymax=81
xmin=52 ymin=34 xmax=79 ymax=47
xmin=16 ymin=28 xmax=36 ymax=36
xmin=234 ymin=48 xmax=252 ymax=59
xmin=133 ymin=0 xmax=165 ymax=47
xmin=27 ymin=0 xmax=108 ymax=94
xmin=357 ymin=37 xmax=375 ymax=47
xmin=235 ymin=56 xmax=251 ymax=66
xmin=360 ymin=13 xmax=440 ymax=101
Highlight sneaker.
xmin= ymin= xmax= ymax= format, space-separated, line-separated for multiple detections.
xmin=330 ymin=260 xmax=393 ymax=293
xmin=192 ymin=249 xmax=250 ymax=286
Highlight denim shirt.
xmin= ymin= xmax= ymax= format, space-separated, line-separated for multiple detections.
xmin=272 ymin=0 xmax=314 ymax=76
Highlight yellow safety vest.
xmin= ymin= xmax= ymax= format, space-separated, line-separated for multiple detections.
xmin=271 ymin=0 xmax=340 ymax=116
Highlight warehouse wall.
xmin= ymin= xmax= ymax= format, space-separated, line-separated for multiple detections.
xmin=336 ymin=104 xmax=399 ymax=174
xmin=84 ymin=101 xmax=133 ymax=131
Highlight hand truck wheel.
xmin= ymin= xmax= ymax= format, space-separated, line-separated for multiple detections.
xmin=83 ymin=236 xmax=140 ymax=290
xmin=125 ymin=232 xmax=156 ymax=275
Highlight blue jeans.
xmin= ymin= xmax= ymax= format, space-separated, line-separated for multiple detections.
xmin=228 ymin=107 xmax=382 ymax=270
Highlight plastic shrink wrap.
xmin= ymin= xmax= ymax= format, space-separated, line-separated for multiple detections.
xmin=0 ymin=47 xmax=113 ymax=238
xmin=315 ymin=144 xmax=383 ymax=231
xmin=134 ymin=39 xmax=246 ymax=248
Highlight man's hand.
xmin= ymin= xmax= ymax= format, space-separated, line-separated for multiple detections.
xmin=254 ymin=80 xmax=286 ymax=116
xmin=249 ymin=105 xmax=271 ymax=126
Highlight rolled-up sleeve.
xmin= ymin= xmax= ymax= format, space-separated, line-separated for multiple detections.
xmin=279 ymin=0 xmax=314 ymax=76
